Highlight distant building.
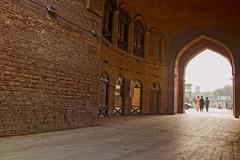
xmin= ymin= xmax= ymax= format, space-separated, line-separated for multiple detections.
xmin=184 ymin=84 xmax=193 ymax=104
xmin=217 ymin=96 xmax=232 ymax=109
xmin=194 ymin=86 xmax=200 ymax=98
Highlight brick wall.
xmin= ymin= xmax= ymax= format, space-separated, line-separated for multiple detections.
xmin=0 ymin=0 xmax=103 ymax=136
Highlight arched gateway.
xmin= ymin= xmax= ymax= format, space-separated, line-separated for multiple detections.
xmin=174 ymin=35 xmax=239 ymax=117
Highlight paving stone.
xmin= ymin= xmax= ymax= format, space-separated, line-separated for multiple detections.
xmin=0 ymin=109 xmax=239 ymax=160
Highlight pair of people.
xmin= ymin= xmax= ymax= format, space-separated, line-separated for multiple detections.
xmin=193 ymin=96 xmax=209 ymax=112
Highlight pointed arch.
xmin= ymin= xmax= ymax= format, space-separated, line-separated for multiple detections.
xmin=174 ymin=35 xmax=236 ymax=116
xmin=133 ymin=15 xmax=148 ymax=31
xmin=133 ymin=20 xmax=145 ymax=57
xmin=102 ymin=0 xmax=116 ymax=42
xmin=117 ymin=8 xmax=129 ymax=51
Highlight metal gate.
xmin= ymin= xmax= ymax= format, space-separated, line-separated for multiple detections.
xmin=99 ymin=72 xmax=109 ymax=118
xmin=114 ymin=76 xmax=125 ymax=116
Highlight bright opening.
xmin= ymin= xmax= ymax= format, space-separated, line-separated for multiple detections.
xmin=184 ymin=49 xmax=233 ymax=117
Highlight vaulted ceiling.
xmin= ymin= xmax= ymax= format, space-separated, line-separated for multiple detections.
xmin=125 ymin=0 xmax=239 ymax=19
xmin=123 ymin=0 xmax=240 ymax=39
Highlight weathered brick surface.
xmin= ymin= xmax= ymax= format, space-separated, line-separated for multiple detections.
xmin=0 ymin=0 xmax=103 ymax=136
xmin=100 ymin=44 xmax=169 ymax=116
xmin=1 ymin=0 xmax=240 ymax=137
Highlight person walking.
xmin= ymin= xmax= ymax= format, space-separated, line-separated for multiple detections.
xmin=200 ymin=96 xmax=204 ymax=112
xmin=205 ymin=97 xmax=210 ymax=112
xmin=193 ymin=98 xmax=197 ymax=111
xmin=196 ymin=96 xmax=200 ymax=112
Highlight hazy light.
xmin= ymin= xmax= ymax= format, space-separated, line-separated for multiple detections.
xmin=185 ymin=49 xmax=232 ymax=92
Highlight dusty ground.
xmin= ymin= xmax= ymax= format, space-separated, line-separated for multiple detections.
xmin=0 ymin=108 xmax=240 ymax=160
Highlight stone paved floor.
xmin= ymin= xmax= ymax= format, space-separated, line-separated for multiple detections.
xmin=0 ymin=108 xmax=240 ymax=160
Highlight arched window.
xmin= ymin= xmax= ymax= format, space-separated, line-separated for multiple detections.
xmin=99 ymin=72 xmax=110 ymax=117
xmin=118 ymin=9 xmax=129 ymax=51
xmin=130 ymin=80 xmax=143 ymax=115
xmin=103 ymin=0 xmax=114 ymax=42
xmin=114 ymin=76 xmax=125 ymax=116
xmin=134 ymin=21 xmax=145 ymax=57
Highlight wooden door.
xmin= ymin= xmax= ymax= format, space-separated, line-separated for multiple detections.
xmin=150 ymin=90 xmax=160 ymax=114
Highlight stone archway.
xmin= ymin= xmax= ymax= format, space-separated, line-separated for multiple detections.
xmin=174 ymin=35 xmax=238 ymax=117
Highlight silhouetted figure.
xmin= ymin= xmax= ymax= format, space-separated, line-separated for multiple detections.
xmin=205 ymin=97 xmax=209 ymax=112
xmin=193 ymin=98 xmax=197 ymax=111
xmin=218 ymin=104 xmax=222 ymax=109
xmin=195 ymin=96 xmax=200 ymax=112
xmin=200 ymin=96 xmax=204 ymax=112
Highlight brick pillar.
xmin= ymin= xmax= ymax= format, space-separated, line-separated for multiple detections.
xmin=143 ymin=83 xmax=150 ymax=114
xmin=125 ymin=80 xmax=132 ymax=115
xmin=113 ymin=10 xmax=119 ymax=47
xmin=178 ymin=74 xmax=184 ymax=114
xmin=234 ymin=69 xmax=240 ymax=118
xmin=128 ymin=22 xmax=134 ymax=55
xmin=145 ymin=31 xmax=151 ymax=61
xmin=108 ymin=82 xmax=115 ymax=118
xmin=160 ymin=36 xmax=166 ymax=63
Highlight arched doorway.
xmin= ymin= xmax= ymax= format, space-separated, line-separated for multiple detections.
xmin=114 ymin=76 xmax=125 ymax=116
xmin=130 ymin=80 xmax=143 ymax=115
xmin=149 ymin=83 xmax=161 ymax=115
xmin=174 ymin=35 xmax=237 ymax=117
xmin=99 ymin=72 xmax=110 ymax=118
xmin=184 ymin=49 xmax=233 ymax=113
